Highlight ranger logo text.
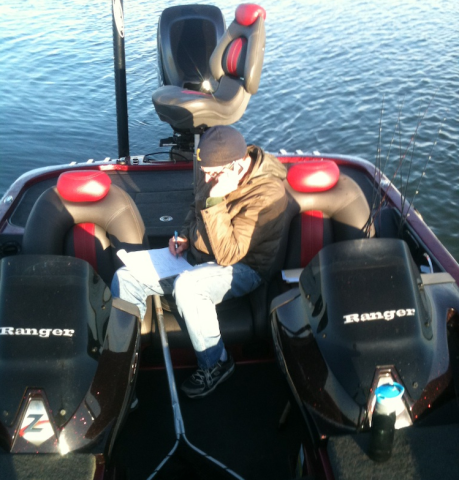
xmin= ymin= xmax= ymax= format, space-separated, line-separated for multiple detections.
xmin=343 ymin=309 xmax=415 ymax=324
xmin=0 ymin=327 xmax=75 ymax=338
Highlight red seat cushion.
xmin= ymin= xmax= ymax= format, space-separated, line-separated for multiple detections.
xmin=287 ymin=161 xmax=339 ymax=193
xmin=236 ymin=4 xmax=266 ymax=26
xmin=223 ymin=37 xmax=248 ymax=77
xmin=57 ymin=170 xmax=111 ymax=203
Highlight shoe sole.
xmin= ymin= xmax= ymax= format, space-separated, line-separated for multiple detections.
xmin=185 ymin=362 xmax=235 ymax=399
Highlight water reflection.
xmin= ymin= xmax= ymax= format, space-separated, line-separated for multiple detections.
xmin=0 ymin=0 xmax=458 ymax=259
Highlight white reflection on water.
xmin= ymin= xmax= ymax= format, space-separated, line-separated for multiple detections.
xmin=0 ymin=0 xmax=458 ymax=259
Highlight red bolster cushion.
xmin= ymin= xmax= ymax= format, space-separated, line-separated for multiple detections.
xmin=235 ymin=4 xmax=266 ymax=26
xmin=223 ymin=37 xmax=248 ymax=77
xmin=57 ymin=170 xmax=112 ymax=202
xmin=287 ymin=161 xmax=339 ymax=193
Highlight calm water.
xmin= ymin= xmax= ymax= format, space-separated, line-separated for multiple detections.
xmin=1 ymin=0 xmax=458 ymax=260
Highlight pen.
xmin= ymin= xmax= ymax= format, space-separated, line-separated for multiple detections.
xmin=174 ymin=231 xmax=179 ymax=259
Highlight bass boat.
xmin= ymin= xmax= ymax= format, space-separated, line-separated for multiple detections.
xmin=0 ymin=3 xmax=458 ymax=480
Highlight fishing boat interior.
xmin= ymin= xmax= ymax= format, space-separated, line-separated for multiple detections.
xmin=0 ymin=3 xmax=458 ymax=480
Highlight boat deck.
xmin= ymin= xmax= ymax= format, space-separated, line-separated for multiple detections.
xmin=4 ymin=158 xmax=379 ymax=249
xmin=8 ymin=168 xmax=195 ymax=247
xmin=2 ymin=159 xmax=459 ymax=479
xmin=113 ymin=362 xmax=305 ymax=480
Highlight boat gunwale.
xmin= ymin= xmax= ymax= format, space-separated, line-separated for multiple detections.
xmin=1 ymin=153 xmax=458 ymax=284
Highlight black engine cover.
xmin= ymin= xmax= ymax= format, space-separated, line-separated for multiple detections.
xmin=0 ymin=255 xmax=111 ymax=428
xmin=300 ymin=238 xmax=431 ymax=404
xmin=273 ymin=239 xmax=451 ymax=435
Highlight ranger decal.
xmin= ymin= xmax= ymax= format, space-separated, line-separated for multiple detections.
xmin=343 ymin=309 xmax=416 ymax=324
xmin=0 ymin=327 xmax=75 ymax=337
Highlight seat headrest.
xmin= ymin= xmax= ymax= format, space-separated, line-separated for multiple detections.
xmin=235 ymin=4 xmax=266 ymax=26
xmin=287 ymin=161 xmax=340 ymax=193
xmin=57 ymin=170 xmax=112 ymax=202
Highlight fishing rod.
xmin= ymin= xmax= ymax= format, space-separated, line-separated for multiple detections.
xmin=365 ymin=95 xmax=403 ymax=236
xmin=398 ymin=114 xmax=446 ymax=235
xmin=363 ymin=95 xmax=387 ymax=237
xmin=366 ymin=93 xmax=438 ymax=235
xmin=369 ymin=95 xmax=385 ymax=234
xmin=396 ymin=91 xmax=439 ymax=234
xmin=382 ymin=96 xmax=405 ymax=175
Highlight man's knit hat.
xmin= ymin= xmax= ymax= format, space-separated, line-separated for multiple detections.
xmin=196 ymin=126 xmax=247 ymax=167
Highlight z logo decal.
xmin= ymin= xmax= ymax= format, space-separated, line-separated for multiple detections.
xmin=18 ymin=400 xmax=55 ymax=446
xmin=20 ymin=414 xmax=45 ymax=435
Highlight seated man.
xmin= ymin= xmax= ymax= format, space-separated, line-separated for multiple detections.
xmin=111 ymin=125 xmax=287 ymax=398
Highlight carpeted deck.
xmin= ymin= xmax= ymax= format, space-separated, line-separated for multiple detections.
xmin=112 ymin=362 xmax=304 ymax=480
xmin=327 ymin=422 xmax=459 ymax=480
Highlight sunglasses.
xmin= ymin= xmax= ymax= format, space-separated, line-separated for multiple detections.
xmin=201 ymin=161 xmax=243 ymax=179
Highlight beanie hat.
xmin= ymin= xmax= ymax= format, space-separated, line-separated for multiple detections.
xmin=196 ymin=126 xmax=247 ymax=167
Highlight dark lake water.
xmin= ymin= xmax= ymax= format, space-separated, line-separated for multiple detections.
xmin=1 ymin=0 xmax=458 ymax=260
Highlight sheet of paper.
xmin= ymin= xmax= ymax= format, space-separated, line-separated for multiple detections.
xmin=117 ymin=247 xmax=194 ymax=283
xmin=281 ymin=268 xmax=303 ymax=284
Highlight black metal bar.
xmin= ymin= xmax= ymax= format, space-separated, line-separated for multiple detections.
xmin=112 ymin=0 xmax=129 ymax=158
xmin=149 ymin=295 xmax=244 ymax=479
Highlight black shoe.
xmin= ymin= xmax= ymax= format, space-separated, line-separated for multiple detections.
xmin=181 ymin=355 xmax=235 ymax=399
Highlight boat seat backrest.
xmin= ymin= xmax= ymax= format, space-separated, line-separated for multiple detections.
xmin=157 ymin=5 xmax=225 ymax=89
xmin=283 ymin=161 xmax=374 ymax=269
xmin=22 ymin=170 xmax=149 ymax=287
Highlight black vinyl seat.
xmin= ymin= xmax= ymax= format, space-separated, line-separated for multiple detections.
xmin=282 ymin=161 xmax=375 ymax=270
xmin=22 ymin=170 xmax=152 ymax=339
xmin=152 ymin=4 xmax=266 ymax=132
xmin=22 ymin=170 xmax=149 ymax=286
xmin=156 ymin=4 xmax=226 ymax=90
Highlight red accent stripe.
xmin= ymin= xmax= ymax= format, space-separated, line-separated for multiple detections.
xmin=301 ymin=211 xmax=323 ymax=267
xmin=180 ymin=90 xmax=211 ymax=96
xmin=73 ymin=223 xmax=98 ymax=272
xmin=226 ymin=38 xmax=243 ymax=76
xmin=19 ymin=419 xmax=50 ymax=437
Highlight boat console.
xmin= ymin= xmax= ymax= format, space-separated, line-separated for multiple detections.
xmin=272 ymin=237 xmax=458 ymax=437
xmin=0 ymin=254 xmax=139 ymax=455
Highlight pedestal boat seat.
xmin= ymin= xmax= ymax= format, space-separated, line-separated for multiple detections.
xmin=152 ymin=3 xmax=266 ymax=133
xmin=154 ymin=160 xmax=374 ymax=349
xmin=156 ymin=4 xmax=226 ymax=91
xmin=21 ymin=170 xmax=151 ymax=338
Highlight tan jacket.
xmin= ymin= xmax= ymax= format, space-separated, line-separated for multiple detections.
xmin=180 ymin=146 xmax=288 ymax=279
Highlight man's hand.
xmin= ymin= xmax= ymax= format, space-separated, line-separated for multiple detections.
xmin=169 ymin=235 xmax=189 ymax=257
xmin=208 ymin=169 xmax=240 ymax=197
